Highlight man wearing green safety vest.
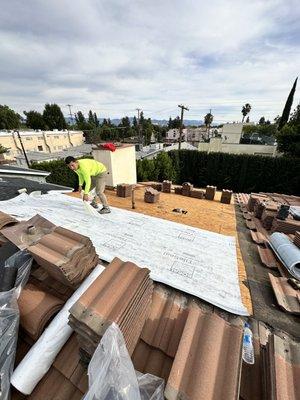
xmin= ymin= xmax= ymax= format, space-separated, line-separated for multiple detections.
xmin=65 ymin=156 xmax=111 ymax=214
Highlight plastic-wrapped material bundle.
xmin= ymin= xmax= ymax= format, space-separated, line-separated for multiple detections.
xmin=269 ymin=232 xmax=300 ymax=280
xmin=0 ymin=251 xmax=32 ymax=400
xmin=83 ymin=323 xmax=164 ymax=400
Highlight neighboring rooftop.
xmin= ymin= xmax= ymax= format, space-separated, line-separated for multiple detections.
xmin=0 ymin=177 xmax=71 ymax=200
xmin=15 ymin=144 xmax=93 ymax=166
xmin=0 ymin=165 xmax=49 ymax=176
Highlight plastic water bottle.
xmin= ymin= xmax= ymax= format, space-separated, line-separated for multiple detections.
xmin=242 ymin=322 xmax=254 ymax=364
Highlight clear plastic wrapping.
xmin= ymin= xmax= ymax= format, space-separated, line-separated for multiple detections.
xmin=0 ymin=251 xmax=32 ymax=400
xmin=83 ymin=323 xmax=164 ymax=400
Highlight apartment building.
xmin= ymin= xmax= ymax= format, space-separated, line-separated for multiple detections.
xmin=165 ymin=127 xmax=214 ymax=143
xmin=0 ymin=130 xmax=84 ymax=160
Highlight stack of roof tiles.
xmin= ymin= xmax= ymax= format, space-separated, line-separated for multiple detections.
xmin=190 ymin=189 xmax=205 ymax=199
xmin=0 ymin=210 xmax=18 ymax=229
xmin=144 ymin=187 xmax=160 ymax=203
xmin=150 ymin=183 xmax=162 ymax=191
xmin=28 ymin=227 xmax=99 ymax=287
xmin=162 ymin=180 xmax=172 ymax=193
xmin=181 ymin=182 xmax=193 ymax=197
xmin=116 ymin=184 xmax=133 ymax=197
xmin=293 ymin=231 xmax=300 ymax=248
xmin=205 ymin=185 xmax=216 ymax=201
xmin=271 ymin=217 xmax=300 ymax=235
xmin=1 ymin=215 xmax=99 ymax=287
xmin=69 ymin=257 xmax=153 ymax=358
xmin=261 ymin=209 xmax=277 ymax=230
xmin=221 ymin=189 xmax=233 ymax=204
xmin=253 ymin=201 xmax=266 ymax=218
xmin=247 ymin=194 xmax=268 ymax=212
xmin=174 ymin=187 xmax=182 ymax=195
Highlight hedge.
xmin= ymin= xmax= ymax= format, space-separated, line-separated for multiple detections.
xmin=139 ymin=151 xmax=300 ymax=195
xmin=31 ymin=160 xmax=78 ymax=188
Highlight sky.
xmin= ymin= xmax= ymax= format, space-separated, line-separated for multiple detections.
xmin=0 ymin=0 xmax=299 ymax=123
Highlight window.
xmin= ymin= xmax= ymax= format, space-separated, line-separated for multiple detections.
xmin=25 ymin=137 xmax=32 ymax=141
xmin=54 ymin=136 xmax=59 ymax=139
xmin=38 ymin=145 xmax=43 ymax=151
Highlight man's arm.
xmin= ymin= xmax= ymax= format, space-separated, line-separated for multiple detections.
xmin=82 ymin=170 xmax=91 ymax=194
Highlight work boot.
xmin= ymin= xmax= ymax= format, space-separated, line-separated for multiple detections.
xmin=98 ymin=206 xmax=111 ymax=214
xmin=90 ymin=199 xmax=99 ymax=209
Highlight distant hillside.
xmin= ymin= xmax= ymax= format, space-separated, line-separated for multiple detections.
xmin=65 ymin=116 xmax=203 ymax=127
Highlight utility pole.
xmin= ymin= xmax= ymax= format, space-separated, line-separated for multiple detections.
xmin=178 ymin=104 xmax=189 ymax=150
xmin=136 ymin=108 xmax=142 ymax=149
xmin=66 ymin=104 xmax=74 ymax=126
xmin=15 ymin=130 xmax=30 ymax=168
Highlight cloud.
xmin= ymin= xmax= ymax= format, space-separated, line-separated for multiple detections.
xmin=0 ymin=0 xmax=299 ymax=122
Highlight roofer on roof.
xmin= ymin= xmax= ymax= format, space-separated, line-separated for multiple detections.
xmin=65 ymin=156 xmax=111 ymax=214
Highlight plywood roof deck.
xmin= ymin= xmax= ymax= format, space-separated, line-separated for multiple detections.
xmin=96 ymin=185 xmax=252 ymax=314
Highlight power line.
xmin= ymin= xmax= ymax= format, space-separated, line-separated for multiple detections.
xmin=178 ymin=104 xmax=189 ymax=150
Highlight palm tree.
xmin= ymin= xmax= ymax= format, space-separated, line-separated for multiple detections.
xmin=241 ymin=103 xmax=251 ymax=122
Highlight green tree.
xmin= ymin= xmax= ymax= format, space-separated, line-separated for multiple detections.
xmin=0 ymin=105 xmax=21 ymax=129
xmin=43 ymin=103 xmax=67 ymax=130
xmin=204 ymin=112 xmax=213 ymax=132
xmin=168 ymin=116 xmax=181 ymax=129
xmin=155 ymin=152 xmax=176 ymax=181
xmin=278 ymin=77 xmax=298 ymax=131
xmin=94 ymin=112 xmax=99 ymax=127
xmin=88 ymin=110 xmax=95 ymax=127
xmin=24 ymin=110 xmax=46 ymax=130
xmin=241 ymin=103 xmax=251 ymax=122
xmin=277 ymin=104 xmax=300 ymax=156
xmin=259 ymin=116 xmax=265 ymax=125
xmin=75 ymin=111 xmax=87 ymax=130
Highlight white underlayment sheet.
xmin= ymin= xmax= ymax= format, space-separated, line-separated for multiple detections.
xmin=0 ymin=193 xmax=248 ymax=316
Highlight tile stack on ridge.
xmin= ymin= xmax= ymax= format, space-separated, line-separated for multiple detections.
xmin=1 ymin=214 xmax=99 ymax=287
xmin=144 ymin=187 xmax=160 ymax=203
xmin=69 ymin=257 xmax=153 ymax=358
xmin=190 ymin=189 xmax=205 ymax=199
xmin=205 ymin=185 xmax=216 ymax=201
xmin=0 ymin=210 xmax=18 ymax=230
xmin=182 ymin=182 xmax=193 ymax=197
xmin=261 ymin=209 xmax=277 ymax=230
xmin=221 ymin=189 xmax=233 ymax=204
xmin=162 ymin=180 xmax=172 ymax=193
xmin=116 ymin=183 xmax=133 ymax=197
xmin=271 ymin=217 xmax=300 ymax=235
xmin=293 ymin=231 xmax=300 ymax=248
xmin=247 ymin=194 xmax=268 ymax=212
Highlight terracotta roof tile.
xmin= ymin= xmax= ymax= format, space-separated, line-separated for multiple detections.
xmin=268 ymin=333 xmax=300 ymax=400
xmin=250 ymin=230 xmax=267 ymax=246
xmin=246 ymin=220 xmax=256 ymax=230
xmin=18 ymin=283 xmax=64 ymax=340
xmin=1 ymin=214 xmax=55 ymax=250
xmin=132 ymin=339 xmax=173 ymax=381
xmin=140 ymin=285 xmax=189 ymax=357
xmin=269 ymin=274 xmax=300 ymax=315
xmin=69 ymin=257 xmax=153 ymax=356
xmin=165 ymin=303 xmax=243 ymax=400
xmin=257 ymin=245 xmax=279 ymax=269
xmin=272 ymin=218 xmax=300 ymax=235
xmin=0 ymin=210 xmax=18 ymax=230
xmin=242 ymin=212 xmax=252 ymax=220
